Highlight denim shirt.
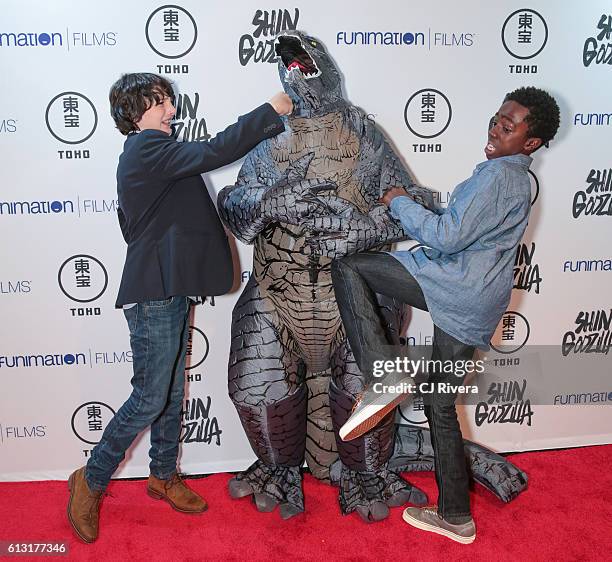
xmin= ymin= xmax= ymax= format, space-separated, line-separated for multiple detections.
xmin=389 ymin=154 xmax=532 ymax=349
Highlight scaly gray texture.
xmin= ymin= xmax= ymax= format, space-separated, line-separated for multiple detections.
xmin=218 ymin=30 xmax=526 ymax=521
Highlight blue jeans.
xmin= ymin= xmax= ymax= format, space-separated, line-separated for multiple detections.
xmin=331 ymin=252 xmax=474 ymax=522
xmin=86 ymin=296 xmax=191 ymax=491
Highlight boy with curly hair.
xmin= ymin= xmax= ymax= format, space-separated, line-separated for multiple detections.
xmin=333 ymin=87 xmax=560 ymax=543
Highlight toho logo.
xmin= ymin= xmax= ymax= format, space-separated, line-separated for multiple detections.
xmin=45 ymin=92 xmax=98 ymax=145
xmin=58 ymin=254 xmax=108 ymax=303
xmin=398 ymin=396 xmax=428 ymax=426
xmin=501 ymin=9 xmax=548 ymax=60
xmin=145 ymin=5 xmax=197 ymax=59
xmin=71 ymin=402 xmax=115 ymax=445
xmin=186 ymin=326 xmax=209 ymax=371
xmin=490 ymin=311 xmax=530 ymax=354
xmin=404 ymin=88 xmax=452 ymax=139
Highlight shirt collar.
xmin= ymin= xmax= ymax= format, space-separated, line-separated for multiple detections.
xmin=475 ymin=153 xmax=532 ymax=172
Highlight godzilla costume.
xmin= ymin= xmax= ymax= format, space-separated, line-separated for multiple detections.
xmin=218 ymin=31 xmax=527 ymax=521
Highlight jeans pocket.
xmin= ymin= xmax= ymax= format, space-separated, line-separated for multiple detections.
xmin=143 ymin=296 xmax=175 ymax=308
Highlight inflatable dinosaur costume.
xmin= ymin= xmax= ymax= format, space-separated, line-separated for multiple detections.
xmin=218 ymin=31 xmax=527 ymax=521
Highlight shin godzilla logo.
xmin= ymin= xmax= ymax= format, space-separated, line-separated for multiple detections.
xmin=180 ymin=396 xmax=222 ymax=445
xmin=475 ymin=379 xmax=534 ymax=427
xmin=583 ymin=14 xmax=612 ymax=67
xmin=513 ymin=243 xmax=542 ymax=293
xmin=239 ymin=9 xmax=299 ymax=65
xmin=171 ymin=93 xmax=211 ymax=143
xmin=562 ymin=309 xmax=612 ymax=356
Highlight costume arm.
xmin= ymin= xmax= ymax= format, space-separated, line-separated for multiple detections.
xmin=217 ymin=151 xmax=336 ymax=245
xmin=217 ymin=148 xmax=274 ymax=245
xmin=303 ymin=200 xmax=408 ymax=257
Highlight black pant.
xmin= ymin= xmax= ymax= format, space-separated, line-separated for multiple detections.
xmin=331 ymin=251 xmax=474 ymax=521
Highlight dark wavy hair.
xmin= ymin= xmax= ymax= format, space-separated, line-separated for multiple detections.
xmin=504 ymin=87 xmax=560 ymax=149
xmin=109 ymin=73 xmax=174 ymax=135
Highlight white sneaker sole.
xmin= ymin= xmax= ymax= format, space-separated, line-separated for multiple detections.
xmin=339 ymin=391 xmax=407 ymax=441
xmin=402 ymin=510 xmax=475 ymax=544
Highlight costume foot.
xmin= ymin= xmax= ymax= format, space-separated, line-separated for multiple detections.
xmin=228 ymin=478 xmax=254 ymax=499
xmin=228 ymin=460 xmax=304 ymax=519
xmin=279 ymin=502 xmax=304 ymax=520
xmin=254 ymin=493 xmax=277 ymax=512
xmin=229 ymin=480 xmax=280 ymax=513
xmin=386 ymin=485 xmax=426 ymax=507
xmin=338 ymin=464 xmax=427 ymax=522
xmin=356 ymin=501 xmax=389 ymax=522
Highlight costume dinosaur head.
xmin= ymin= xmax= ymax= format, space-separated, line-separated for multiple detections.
xmin=274 ymin=31 xmax=344 ymax=116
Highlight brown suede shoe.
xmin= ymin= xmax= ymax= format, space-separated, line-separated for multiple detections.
xmin=147 ymin=473 xmax=207 ymax=513
xmin=67 ymin=467 xmax=103 ymax=543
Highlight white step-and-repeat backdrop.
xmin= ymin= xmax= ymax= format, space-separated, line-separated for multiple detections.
xmin=1 ymin=0 xmax=611 ymax=481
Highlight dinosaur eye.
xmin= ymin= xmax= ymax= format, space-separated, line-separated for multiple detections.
xmin=308 ymin=39 xmax=317 ymax=47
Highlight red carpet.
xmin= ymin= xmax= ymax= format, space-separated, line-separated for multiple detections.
xmin=1 ymin=445 xmax=610 ymax=561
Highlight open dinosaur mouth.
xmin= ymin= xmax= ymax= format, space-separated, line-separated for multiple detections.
xmin=275 ymin=35 xmax=321 ymax=79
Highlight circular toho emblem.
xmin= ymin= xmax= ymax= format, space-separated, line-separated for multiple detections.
xmin=145 ymin=5 xmax=198 ymax=59
xmin=45 ymin=92 xmax=98 ymax=145
xmin=185 ymin=326 xmax=209 ymax=371
xmin=490 ymin=310 xmax=530 ymax=354
xmin=58 ymin=254 xmax=108 ymax=303
xmin=71 ymin=401 xmax=116 ymax=445
xmin=529 ymin=169 xmax=540 ymax=206
xmin=404 ymin=88 xmax=452 ymax=139
xmin=501 ymin=9 xmax=548 ymax=60
xmin=398 ymin=396 xmax=429 ymax=426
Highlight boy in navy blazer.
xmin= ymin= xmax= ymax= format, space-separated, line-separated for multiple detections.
xmin=67 ymin=72 xmax=292 ymax=543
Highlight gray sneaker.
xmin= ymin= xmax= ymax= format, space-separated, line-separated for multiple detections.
xmin=339 ymin=370 xmax=415 ymax=441
xmin=402 ymin=506 xmax=476 ymax=544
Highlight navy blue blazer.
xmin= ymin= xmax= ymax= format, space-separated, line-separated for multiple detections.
xmin=115 ymin=102 xmax=284 ymax=307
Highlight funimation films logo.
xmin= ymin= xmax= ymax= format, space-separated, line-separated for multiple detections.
xmin=186 ymin=326 xmax=209 ymax=371
xmin=71 ymin=401 xmax=115 ymax=444
xmin=404 ymin=89 xmax=452 ymax=139
xmin=45 ymin=92 xmax=97 ymax=144
xmin=58 ymin=254 xmax=108 ymax=303
xmin=502 ymin=9 xmax=548 ymax=59
xmin=490 ymin=311 xmax=530 ymax=354
xmin=145 ymin=5 xmax=197 ymax=58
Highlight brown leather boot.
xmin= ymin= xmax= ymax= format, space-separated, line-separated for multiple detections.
xmin=67 ymin=467 xmax=103 ymax=543
xmin=147 ymin=473 xmax=207 ymax=513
